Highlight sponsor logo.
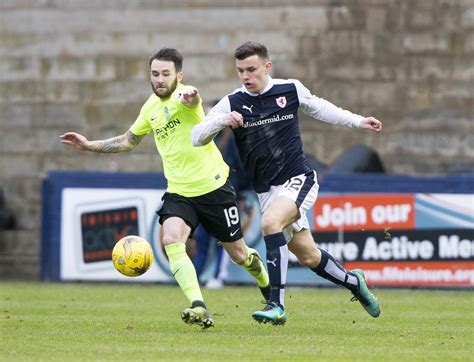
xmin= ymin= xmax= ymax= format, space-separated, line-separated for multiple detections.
xmin=230 ymin=228 xmax=240 ymax=237
xmin=243 ymin=104 xmax=254 ymax=114
xmin=267 ymin=257 xmax=277 ymax=267
xmin=155 ymin=118 xmax=181 ymax=140
xmin=316 ymin=229 xmax=474 ymax=263
xmin=314 ymin=194 xmax=415 ymax=231
xmin=276 ymin=96 xmax=287 ymax=108
xmin=313 ymin=228 xmax=474 ymax=287
xmin=80 ymin=207 xmax=139 ymax=263
xmin=243 ymin=113 xmax=294 ymax=128
xmin=344 ymin=261 xmax=474 ymax=287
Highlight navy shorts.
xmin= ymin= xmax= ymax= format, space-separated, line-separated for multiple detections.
xmin=157 ymin=179 xmax=244 ymax=242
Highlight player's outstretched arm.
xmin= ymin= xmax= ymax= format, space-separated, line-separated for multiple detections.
xmin=59 ymin=129 xmax=144 ymax=153
xmin=179 ymin=86 xmax=201 ymax=108
xmin=359 ymin=117 xmax=382 ymax=133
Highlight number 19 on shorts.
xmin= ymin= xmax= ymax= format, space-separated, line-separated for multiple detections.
xmin=223 ymin=206 xmax=239 ymax=227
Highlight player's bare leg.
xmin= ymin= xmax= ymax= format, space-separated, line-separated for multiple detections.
xmin=223 ymin=239 xmax=270 ymax=300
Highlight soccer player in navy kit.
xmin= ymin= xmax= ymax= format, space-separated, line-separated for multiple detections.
xmin=192 ymin=41 xmax=382 ymax=325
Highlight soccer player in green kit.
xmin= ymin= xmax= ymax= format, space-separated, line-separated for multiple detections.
xmin=60 ymin=48 xmax=270 ymax=329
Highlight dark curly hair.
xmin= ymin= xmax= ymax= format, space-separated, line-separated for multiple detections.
xmin=149 ymin=48 xmax=183 ymax=71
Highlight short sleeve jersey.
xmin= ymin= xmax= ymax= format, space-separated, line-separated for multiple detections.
xmin=130 ymin=83 xmax=229 ymax=197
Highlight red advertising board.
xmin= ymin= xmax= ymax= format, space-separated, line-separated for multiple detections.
xmin=314 ymin=194 xmax=415 ymax=231
xmin=312 ymin=194 xmax=473 ymax=288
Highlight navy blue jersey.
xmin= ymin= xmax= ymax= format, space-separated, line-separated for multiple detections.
xmin=192 ymin=78 xmax=363 ymax=193
xmin=228 ymin=82 xmax=310 ymax=193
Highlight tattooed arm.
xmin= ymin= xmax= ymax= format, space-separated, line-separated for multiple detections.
xmin=59 ymin=129 xmax=144 ymax=153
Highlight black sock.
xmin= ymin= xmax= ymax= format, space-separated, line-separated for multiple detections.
xmin=264 ymin=232 xmax=288 ymax=306
xmin=191 ymin=300 xmax=207 ymax=309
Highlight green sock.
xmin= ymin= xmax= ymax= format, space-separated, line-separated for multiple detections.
xmin=164 ymin=242 xmax=203 ymax=304
xmin=238 ymin=247 xmax=270 ymax=288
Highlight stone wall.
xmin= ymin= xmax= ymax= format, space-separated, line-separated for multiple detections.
xmin=1 ymin=0 xmax=473 ymax=278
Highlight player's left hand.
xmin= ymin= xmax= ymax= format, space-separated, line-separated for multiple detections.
xmin=179 ymin=86 xmax=200 ymax=108
xmin=359 ymin=117 xmax=382 ymax=133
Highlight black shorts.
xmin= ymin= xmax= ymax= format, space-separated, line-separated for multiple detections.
xmin=157 ymin=179 xmax=244 ymax=242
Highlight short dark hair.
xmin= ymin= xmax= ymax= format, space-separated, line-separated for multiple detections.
xmin=234 ymin=41 xmax=269 ymax=61
xmin=149 ymin=48 xmax=183 ymax=71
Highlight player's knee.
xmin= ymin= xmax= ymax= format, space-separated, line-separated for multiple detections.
xmin=224 ymin=239 xmax=248 ymax=264
xmin=161 ymin=234 xmax=181 ymax=246
xmin=261 ymin=212 xmax=284 ymax=235
xmin=297 ymin=254 xmax=317 ymax=267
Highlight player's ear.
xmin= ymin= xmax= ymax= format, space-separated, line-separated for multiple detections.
xmin=177 ymin=71 xmax=183 ymax=82
xmin=264 ymin=61 xmax=272 ymax=74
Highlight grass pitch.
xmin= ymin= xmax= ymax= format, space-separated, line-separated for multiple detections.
xmin=1 ymin=282 xmax=472 ymax=361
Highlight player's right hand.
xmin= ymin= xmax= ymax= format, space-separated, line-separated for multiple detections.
xmin=220 ymin=111 xmax=243 ymax=129
xmin=59 ymin=132 xmax=90 ymax=151
xmin=359 ymin=117 xmax=382 ymax=133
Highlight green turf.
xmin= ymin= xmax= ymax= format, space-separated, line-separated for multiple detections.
xmin=1 ymin=282 xmax=472 ymax=361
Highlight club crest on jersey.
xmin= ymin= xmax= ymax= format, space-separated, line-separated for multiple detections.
xmin=276 ymin=96 xmax=287 ymax=108
xmin=164 ymin=106 xmax=170 ymax=121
